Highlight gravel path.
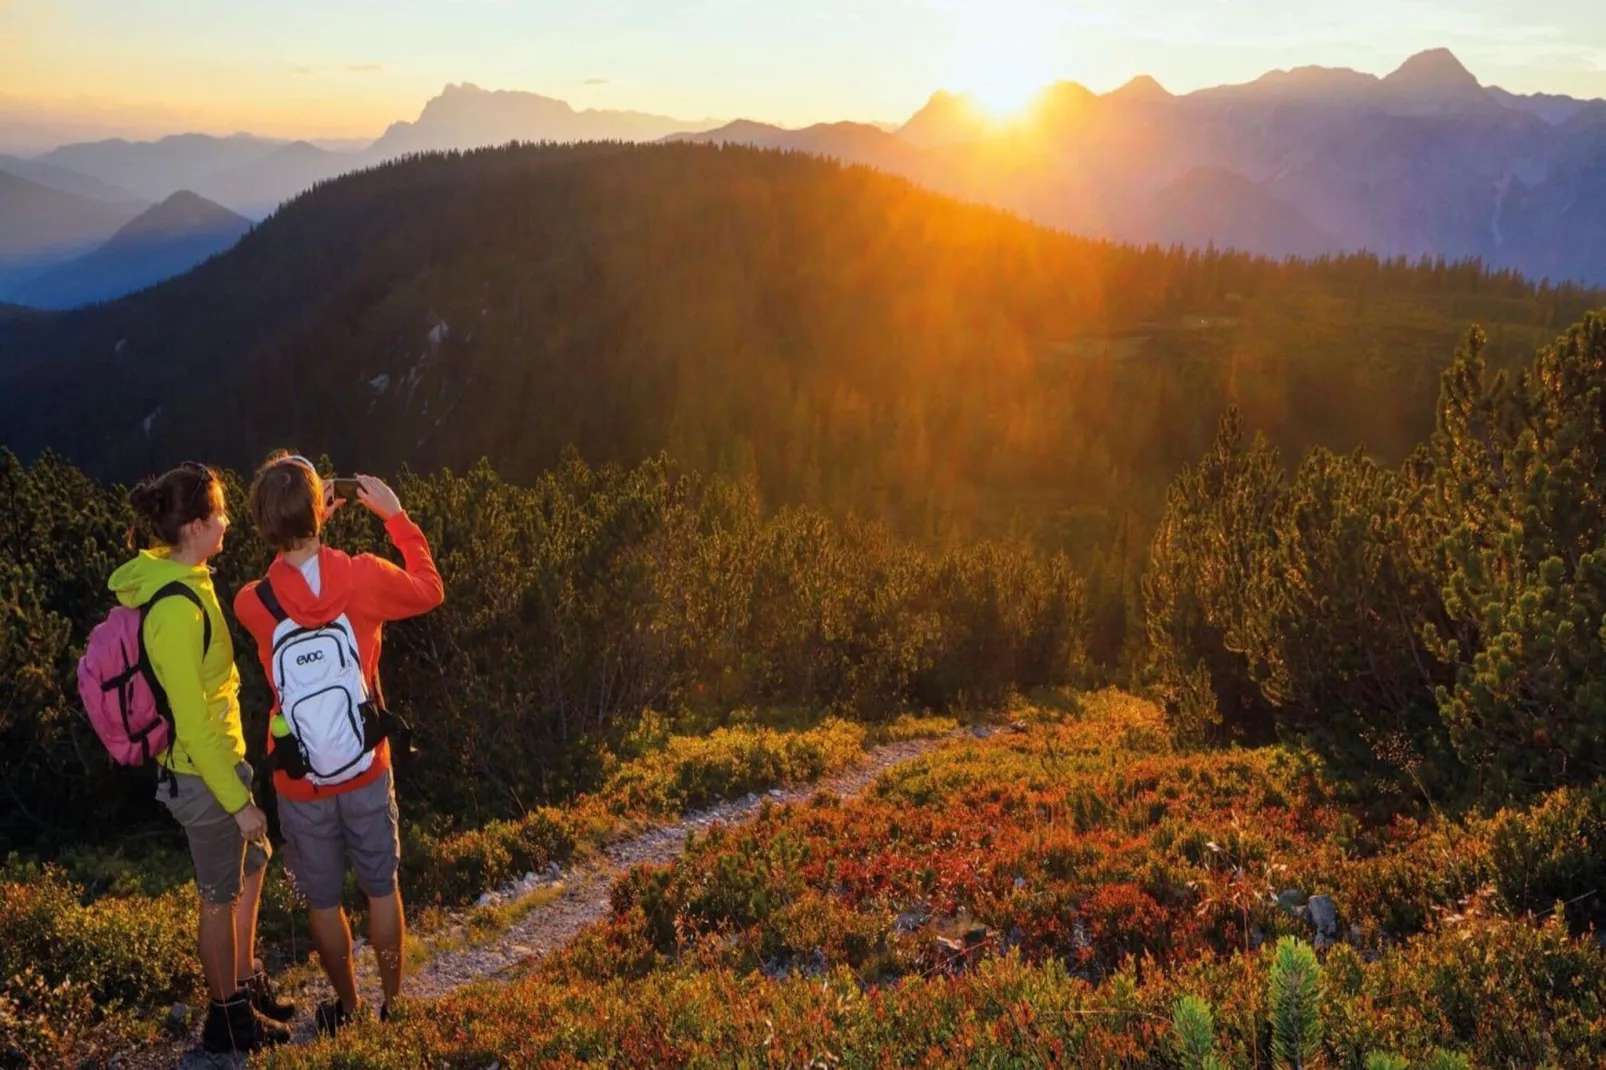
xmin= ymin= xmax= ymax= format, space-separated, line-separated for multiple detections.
xmin=276 ymin=732 xmax=959 ymax=1046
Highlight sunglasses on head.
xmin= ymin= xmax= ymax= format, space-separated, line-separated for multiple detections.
xmin=178 ymin=461 xmax=215 ymax=514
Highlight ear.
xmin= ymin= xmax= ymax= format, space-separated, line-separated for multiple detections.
xmin=176 ymin=514 xmax=209 ymax=550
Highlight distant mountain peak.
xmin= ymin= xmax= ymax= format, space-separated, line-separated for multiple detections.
xmin=896 ymin=91 xmax=990 ymax=148
xmin=148 ymin=189 xmax=241 ymax=217
xmin=1035 ymin=81 xmax=1098 ymax=107
xmin=1024 ymin=82 xmax=1100 ymax=130
xmin=905 ymin=89 xmax=982 ymax=122
xmin=369 ymin=84 xmax=708 ymax=158
xmin=1261 ymin=64 xmax=1377 ymax=90
xmin=418 ymin=84 xmax=576 ymax=120
xmin=719 ymin=119 xmax=790 ymax=136
xmin=7 ymin=188 xmax=249 ymax=309
xmin=1385 ymin=48 xmax=1481 ymax=92
xmin=157 ymin=189 xmax=214 ymax=210
xmin=114 ymin=191 xmax=248 ymax=242
xmin=1193 ymin=51 xmax=1490 ymax=111
xmin=661 ymin=119 xmax=788 ymax=145
xmin=1109 ymin=75 xmax=1173 ymax=102
xmin=1189 ymin=63 xmax=1381 ymax=105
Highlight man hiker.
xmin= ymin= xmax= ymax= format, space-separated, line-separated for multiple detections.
xmin=233 ymin=452 xmax=443 ymax=1034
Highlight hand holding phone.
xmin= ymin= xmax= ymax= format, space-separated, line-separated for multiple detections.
xmin=353 ymin=475 xmax=403 ymax=521
xmin=324 ymin=474 xmax=401 ymax=520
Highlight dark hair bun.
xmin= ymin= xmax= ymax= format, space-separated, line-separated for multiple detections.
xmin=130 ymin=479 xmax=163 ymax=520
xmin=126 ymin=465 xmax=216 ymax=550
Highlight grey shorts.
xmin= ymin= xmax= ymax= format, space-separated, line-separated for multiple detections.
xmin=159 ymin=761 xmax=270 ymax=906
xmin=277 ymin=770 xmax=400 ymax=911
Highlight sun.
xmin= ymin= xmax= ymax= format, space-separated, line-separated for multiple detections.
xmin=950 ymin=22 xmax=1057 ymax=123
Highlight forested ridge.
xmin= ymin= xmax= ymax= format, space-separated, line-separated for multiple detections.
xmin=1 ymin=143 xmax=1597 ymax=552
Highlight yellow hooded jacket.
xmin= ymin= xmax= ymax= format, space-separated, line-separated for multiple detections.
xmin=107 ymin=548 xmax=250 ymax=813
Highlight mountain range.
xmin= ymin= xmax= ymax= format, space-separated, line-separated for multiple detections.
xmin=674 ymin=49 xmax=1606 ymax=284
xmin=17 ymin=85 xmax=714 ymax=217
xmin=8 ymin=192 xmax=250 ymax=310
xmin=0 ymin=143 xmax=1596 ymax=546
xmin=2 ymin=48 xmax=1605 ymax=305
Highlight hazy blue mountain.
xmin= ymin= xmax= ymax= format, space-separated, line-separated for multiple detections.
xmin=0 ymin=170 xmax=143 ymax=293
xmin=0 ymin=155 xmax=144 ymax=205
xmin=9 ymin=191 xmax=250 ymax=309
xmin=34 ymin=133 xmax=284 ymax=202
xmin=196 ymin=141 xmax=360 ymax=217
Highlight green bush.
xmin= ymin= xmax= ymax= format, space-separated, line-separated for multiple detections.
xmin=0 ymin=447 xmax=1089 ymax=857
xmin=1148 ymin=313 xmax=1606 ymax=800
xmin=0 ymin=863 xmax=199 ymax=1009
xmin=1483 ymin=784 xmax=1606 ymax=922
xmin=403 ymin=808 xmax=580 ymax=907
xmin=0 ymin=967 xmax=108 ymax=1067
xmin=598 ymin=718 xmax=866 ymax=817
xmin=1142 ymin=409 xmax=1284 ymax=743
xmin=1347 ymin=914 xmax=1606 ymax=1066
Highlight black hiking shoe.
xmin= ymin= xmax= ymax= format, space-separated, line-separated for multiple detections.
xmin=242 ymin=968 xmax=297 ymax=1022
xmin=201 ymin=989 xmax=290 ymax=1053
xmin=315 ymin=997 xmax=361 ymax=1037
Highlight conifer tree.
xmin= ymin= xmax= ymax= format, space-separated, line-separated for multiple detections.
xmin=1269 ymin=936 xmax=1322 ymax=1070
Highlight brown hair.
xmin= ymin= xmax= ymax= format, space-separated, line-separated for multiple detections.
xmin=248 ymin=450 xmax=324 ymax=553
xmin=128 ymin=462 xmax=222 ymax=549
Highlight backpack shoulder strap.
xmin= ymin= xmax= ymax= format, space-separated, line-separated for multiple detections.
xmin=140 ymin=580 xmax=212 ymax=654
xmin=135 ymin=581 xmax=211 ymax=795
xmin=256 ymin=576 xmax=289 ymax=625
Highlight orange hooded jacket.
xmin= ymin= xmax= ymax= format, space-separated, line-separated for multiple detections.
xmin=234 ymin=512 xmax=443 ymax=802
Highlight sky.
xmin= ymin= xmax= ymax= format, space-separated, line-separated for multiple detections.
xmin=3 ymin=0 xmax=1605 ymax=150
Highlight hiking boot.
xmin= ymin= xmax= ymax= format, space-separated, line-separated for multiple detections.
xmin=315 ymin=997 xmax=362 ymax=1037
xmin=201 ymin=989 xmax=291 ymax=1053
xmin=242 ymin=968 xmax=297 ymax=1022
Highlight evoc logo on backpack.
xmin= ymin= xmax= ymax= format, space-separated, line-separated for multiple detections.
xmin=258 ymin=578 xmax=378 ymax=787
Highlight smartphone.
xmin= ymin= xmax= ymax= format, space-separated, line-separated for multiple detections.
xmin=331 ymin=477 xmax=362 ymax=500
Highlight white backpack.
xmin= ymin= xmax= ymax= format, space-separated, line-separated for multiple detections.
xmin=258 ymin=577 xmax=378 ymax=787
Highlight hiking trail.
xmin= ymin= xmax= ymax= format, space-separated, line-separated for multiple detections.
xmin=164 ymin=729 xmax=967 ymax=1064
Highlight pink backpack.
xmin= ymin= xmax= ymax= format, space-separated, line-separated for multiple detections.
xmin=77 ymin=581 xmax=212 ymax=777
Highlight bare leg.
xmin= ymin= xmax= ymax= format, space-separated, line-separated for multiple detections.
xmin=367 ymin=890 xmax=406 ymax=1004
xmin=307 ymin=906 xmax=360 ymax=1012
xmin=197 ymin=898 xmax=239 ymax=1001
xmin=233 ymin=864 xmax=266 ymax=983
